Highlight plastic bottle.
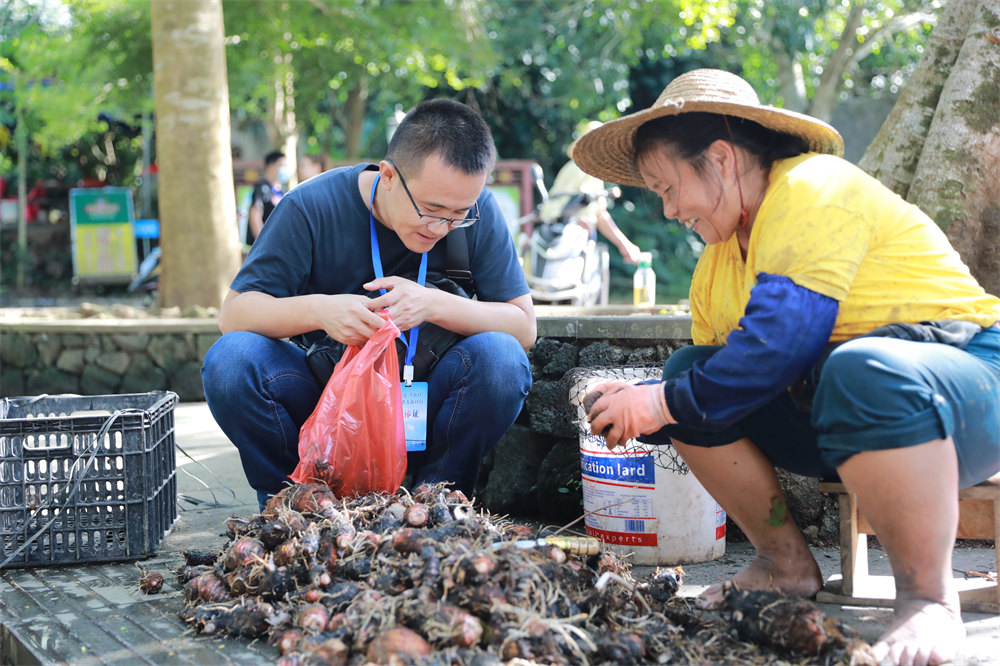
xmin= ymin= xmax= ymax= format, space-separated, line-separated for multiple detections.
xmin=633 ymin=251 xmax=656 ymax=307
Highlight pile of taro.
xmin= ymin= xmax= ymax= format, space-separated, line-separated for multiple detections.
xmin=177 ymin=483 xmax=877 ymax=665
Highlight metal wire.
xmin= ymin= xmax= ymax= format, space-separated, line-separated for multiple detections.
xmin=561 ymin=364 xmax=689 ymax=474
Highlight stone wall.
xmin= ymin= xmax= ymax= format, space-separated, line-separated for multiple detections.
xmin=1 ymin=319 xmax=218 ymax=400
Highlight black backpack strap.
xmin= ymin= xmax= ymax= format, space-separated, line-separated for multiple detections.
xmin=445 ymin=227 xmax=475 ymax=290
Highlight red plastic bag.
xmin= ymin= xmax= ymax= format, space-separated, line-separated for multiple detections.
xmin=290 ymin=312 xmax=407 ymax=497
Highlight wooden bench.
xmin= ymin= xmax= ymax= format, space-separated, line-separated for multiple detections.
xmin=815 ymin=474 xmax=999 ymax=613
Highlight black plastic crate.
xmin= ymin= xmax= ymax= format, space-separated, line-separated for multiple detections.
xmin=0 ymin=391 xmax=178 ymax=567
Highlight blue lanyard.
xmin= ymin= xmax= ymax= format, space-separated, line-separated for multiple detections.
xmin=369 ymin=173 xmax=426 ymax=380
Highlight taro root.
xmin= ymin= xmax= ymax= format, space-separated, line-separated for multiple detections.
xmin=176 ymin=564 xmax=214 ymax=585
xmin=224 ymin=537 xmax=265 ymax=570
xmin=224 ymin=569 xmax=255 ymax=597
xmin=643 ymin=566 xmax=684 ymax=603
xmin=259 ymin=566 xmax=296 ymax=603
xmin=260 ymin=519 xmax=293 ymax=550
xmin=597 ymin=633 xmax=646 ymax=662
xmin=296 ymin=603 xmax=330 ymax=633
xmin=404 ymin=503 xmax=429 ymax=527
xmin=272 ymin=539 xmax=300 ymax=567
xmin=225 ymin=516 xmax=262 ymax=539
xmin=300 ymin=637 xmax=348 ymax=666
xmin=186 ymin=605 xmax=224 ymax=634
xmin=182 ymin=549 xmax=219 ymax=566
xmin=502 ymin=523 xmax=537 ymax=540
xmin=411 ymin=483 xmax=437 ymax=504
xmin=325 ymin=581 xmax=363 ymax=612
xmin=392 ymin=527 xmax=425 ymax=554
xmin=459 ymin=550 xmax=497 ymax=583
xmin=316 ymin=537 xmax=339 ymax=570
xmin=429 ymin=502 xmax=453 ymax=525
xmin=438 ymin=603 xmax=484 ymax=647
xmin=371 ymin=502 xmax=406 ymax=532
xmin=272 ymin=628 xmax=304 ymax=656
xmin=281 ymin=483 xmax=338 ymax=516
xmin=184 ymin=573 xmax=232 ymax=603
xmin=305 ymin=565 xmax=331 ymax=589
xmin=365 ymin=626 xmax=432 ymax=664
xmin=138 ymin=571 xmax=165 ymax=594
xmin=723 ymin=583 xmax=871 ymax=658
xmin=179 ymin=480 xmax=878 ymax=665
xmin=217 ymin=601 xmax=271 ymax=638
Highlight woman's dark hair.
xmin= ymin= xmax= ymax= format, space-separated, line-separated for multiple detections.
xmin=633 ymin=112 xmax=808 ymax=178
xmin=387 ymin=99 xmax=497 ymax=176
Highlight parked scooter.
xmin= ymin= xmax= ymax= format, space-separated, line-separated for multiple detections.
xmin=517 ymin=164 xmax=616 ymax=306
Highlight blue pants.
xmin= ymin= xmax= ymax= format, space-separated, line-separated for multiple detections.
xmin=640 ymin=326 xmax=1000 ymax=489
xmin=202 ymin=331 xmax=531 ymax=508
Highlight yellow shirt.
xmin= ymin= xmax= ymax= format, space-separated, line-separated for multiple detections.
xmin=690 ymin=153 xmax=1000 ymax=345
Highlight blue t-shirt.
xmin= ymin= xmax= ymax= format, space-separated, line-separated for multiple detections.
xmin=232 ymin=163 xmax=528 ymax=341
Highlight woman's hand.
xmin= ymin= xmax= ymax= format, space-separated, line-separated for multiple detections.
xmin=586 ymin=381 xmax=675 ymax=449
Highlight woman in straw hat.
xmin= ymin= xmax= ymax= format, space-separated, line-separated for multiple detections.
xmin=576 ymin=68 xmax=1000 ymax=666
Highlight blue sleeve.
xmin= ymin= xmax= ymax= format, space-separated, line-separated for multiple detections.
xmin=665 ymin=273 xmax=839 ymax=430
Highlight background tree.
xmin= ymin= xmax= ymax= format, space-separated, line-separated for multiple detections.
xmin=717 ymin=0 xmax=941 ymax=120
xmin=2 ymin=0 xmax=953 ymax=305
xmin=860 ymin=0 xmax=1000 ymax=295
xmin=151 ymin=0 xmax=241 ymax=309
xmin=222 ymin=0 xmax=495 ymax=169
xmin=1 ymin=0 xmax=123 ymax=286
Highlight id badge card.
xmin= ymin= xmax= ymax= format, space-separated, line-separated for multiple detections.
xmin=401 ymin=381 xmax=428 ymax=451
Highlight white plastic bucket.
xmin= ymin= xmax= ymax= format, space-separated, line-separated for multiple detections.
xmin=580 ymin=433 xmax=725 ymax=565
xmin=571 ymin=367 xmax=726 ymax=566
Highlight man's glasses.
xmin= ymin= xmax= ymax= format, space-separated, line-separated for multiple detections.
xmin=388 ymin=159 xmax=480 ymax=229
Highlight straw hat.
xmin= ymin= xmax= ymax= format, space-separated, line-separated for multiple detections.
xmin=567 ymin=120 xmax=604 ymax=159
xmin=572 ymin=68 xmax=844 ymax=187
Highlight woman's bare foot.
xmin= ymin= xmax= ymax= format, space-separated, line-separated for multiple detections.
xmin=872 ymin=595 xmax=964 ymax=666
xmin=696 ymin=554 xmax=823 ymax=609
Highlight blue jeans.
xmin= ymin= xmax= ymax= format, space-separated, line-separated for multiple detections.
xmin=202 ymin=331 xmax=531 ymax=508
xmin=640 ymin=326 xmax=1000 ymax=488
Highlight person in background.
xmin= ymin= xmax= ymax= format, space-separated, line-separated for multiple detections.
xmin=540 ymin=121 xmax=641 ymax=265
xmin=202 ymin=99 xmax=534 ymax=512
xmin=246 ymin=150 xmax=288 ymax=246
xmin=573 ymin=68 xmax=1000 ymax=666
xmin=298 ymin=154 xmax=326 ymax=183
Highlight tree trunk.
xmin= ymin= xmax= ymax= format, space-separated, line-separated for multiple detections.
xmin=860 ymin=0 xmax=999 ymax=296
xmin=271 ymin=56 xmax=298 ymax=167
xmin=150 ymin=0 xmax=242 ymax=309
xmin=809 ymin=2 xmax=865 ymax=121
xmin=344 ymin=80 xmax=369 ymax=160
xmin=858 ymin=0 xmax=976 ymax=198
xmin=906 ymin=2 xmax=1000 ymax=296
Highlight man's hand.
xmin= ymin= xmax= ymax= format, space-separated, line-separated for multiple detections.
xmin=314 ymin=294 xmax=386 ymax=346
xmin=364 ymin=276 xmax=441 ymax=332
xmin=586 ymin=381 xmax=675 ymax=449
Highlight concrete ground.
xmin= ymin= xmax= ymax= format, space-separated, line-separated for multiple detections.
xmin=3 ymin=402 xmax=994 ymax=664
